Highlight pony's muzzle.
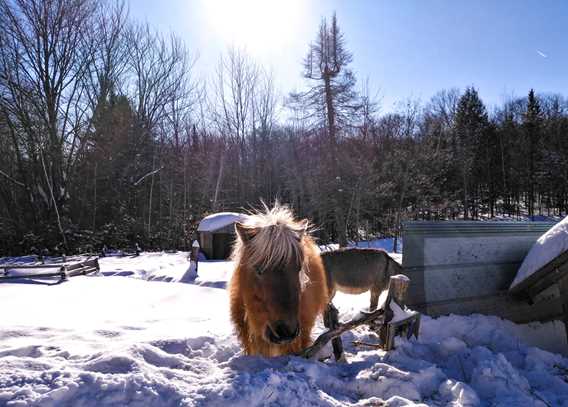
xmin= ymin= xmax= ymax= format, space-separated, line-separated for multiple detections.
xmin=266 ymin=320 xmax=300 ymax=344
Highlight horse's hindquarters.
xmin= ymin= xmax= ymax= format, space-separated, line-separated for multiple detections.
xmin=322 ymin=248 xmax=390 ymax=293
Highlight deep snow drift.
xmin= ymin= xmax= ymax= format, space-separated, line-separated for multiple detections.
xmin=1 ymin=253 xmax=568 ymax=406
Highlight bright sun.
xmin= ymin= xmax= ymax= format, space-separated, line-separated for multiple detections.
xmin=202 ymin=0 xmax=305 ymax=53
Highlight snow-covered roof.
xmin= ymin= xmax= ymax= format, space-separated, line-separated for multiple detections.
xmin=510 ymin=216 xmax=568 ymax=289
xmin=197 ymin=212 xmax=247 ymax=232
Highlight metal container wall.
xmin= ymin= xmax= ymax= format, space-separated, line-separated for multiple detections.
xmin=402 ymin=221 xmax=561 ymax=321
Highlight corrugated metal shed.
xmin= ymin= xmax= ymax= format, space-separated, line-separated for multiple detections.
xmin=402 ymin=221 xmax=564 ymax=323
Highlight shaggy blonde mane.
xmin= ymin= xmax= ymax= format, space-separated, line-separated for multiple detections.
xmin=231 ymin=203 xmax=315 ymax=273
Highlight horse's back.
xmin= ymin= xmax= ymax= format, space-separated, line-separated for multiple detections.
xmin=321 ymin=248 xmax=390 ymax=293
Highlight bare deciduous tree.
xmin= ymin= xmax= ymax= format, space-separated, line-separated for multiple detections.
xmin=210 ymin=47 xmax=260 ymax=206
xmin=0 ymin=0 xmax=97 ymax=248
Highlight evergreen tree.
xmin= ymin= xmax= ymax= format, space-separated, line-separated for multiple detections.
xmin=453 ymin=87 xmax=489 ymax=219
xmin=523 ymin=89 xmax=542 ymax=218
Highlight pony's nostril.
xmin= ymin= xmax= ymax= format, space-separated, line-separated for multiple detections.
xmin=273 ymin=320 xmax=299 ymax=340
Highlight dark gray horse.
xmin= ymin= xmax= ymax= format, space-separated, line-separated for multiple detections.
xmin=321 ymin=247 xmax=403 ymax=311
xmin=320 ymin=247 xmax=403 ymax=361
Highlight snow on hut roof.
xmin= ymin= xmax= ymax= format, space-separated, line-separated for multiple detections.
xmin=510 ymin=215 xmax=568 ymax=289
xmin=197 ymin=212 xmax=248 ymax=233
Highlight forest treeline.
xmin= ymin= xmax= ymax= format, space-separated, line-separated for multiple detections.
xmin=1 ymin=0 xmax=567 ymax=255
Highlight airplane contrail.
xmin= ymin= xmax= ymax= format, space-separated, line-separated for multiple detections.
xmin=536 ymin=50 xmax=548 ymax=58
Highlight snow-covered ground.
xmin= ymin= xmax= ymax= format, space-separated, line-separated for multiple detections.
xmin=1 ymin=252 xmax=568 ymax=406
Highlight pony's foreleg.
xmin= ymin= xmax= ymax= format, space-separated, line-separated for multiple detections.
xmin=370 ymin=285 xmax=381 ymax=311
xmin=324 ymin=302 xmax=345 ymax=362
xmin=370 ymin=255 xmax=393 ymax=311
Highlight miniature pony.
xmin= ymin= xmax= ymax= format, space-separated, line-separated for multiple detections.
xmin=229 ymin=204 xmax=329 ymax=357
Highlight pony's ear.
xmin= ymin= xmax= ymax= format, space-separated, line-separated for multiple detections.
xmin=235 ymin=222 xmax=257 ymax=242
xmin=299 ymin=219 xmax=310 ymax=238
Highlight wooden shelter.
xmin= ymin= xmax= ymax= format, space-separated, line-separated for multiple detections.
xmin=197 ymin=212 xmax=247 ymax=260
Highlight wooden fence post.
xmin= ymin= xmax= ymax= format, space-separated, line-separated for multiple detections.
xmin=390 ymin=274 xmax=410 ymax=305
xmin=380 ymin=274 xmax=411 ymax=351
xmin=190 ymin=240 xmax=200 ymax=275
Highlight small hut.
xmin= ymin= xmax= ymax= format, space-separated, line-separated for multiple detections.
xmin=197 ymin=212 xmax=247 ymax=260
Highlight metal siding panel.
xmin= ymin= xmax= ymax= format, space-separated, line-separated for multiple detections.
xmin=402 ymin=221 xmax=557 ymax=319
xmin=422 ymin=263 xmax=520 ymax=303
xmin=421 ymin=236 xmax=534 ymax=267
xmin=403 ymin=221 xmax=556 ymax=235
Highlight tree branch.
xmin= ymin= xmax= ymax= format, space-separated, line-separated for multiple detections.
xmin=133 ymin=166 xmax=164 ymax=186
xmin=0 ymin=169 xmax=25 ymax=188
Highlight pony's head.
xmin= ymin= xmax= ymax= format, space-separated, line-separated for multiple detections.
xmin=232 ymin=203 xmax=311 ymax=346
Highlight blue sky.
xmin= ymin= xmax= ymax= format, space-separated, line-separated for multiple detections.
xmin=130 ymin=0 xmax=568 ymax=112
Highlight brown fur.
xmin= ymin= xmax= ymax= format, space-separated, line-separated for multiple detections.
xmin=229 ymin=204 xmax=329 ymax=357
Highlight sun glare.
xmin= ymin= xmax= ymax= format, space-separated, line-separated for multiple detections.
xmin=202 ymin=0 xmax=305 ymax=52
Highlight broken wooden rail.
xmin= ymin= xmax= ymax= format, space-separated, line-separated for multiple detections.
xmin=299 ymin=305 xmax=386 ymax=359
xmin=299 ymin=274 xmax=421 ymax=359
xmin=0 ymin=258 xmax=100 ymax=282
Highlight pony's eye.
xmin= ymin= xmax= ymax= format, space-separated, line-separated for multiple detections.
xmin=255 ymin=267 xmax=264 ymax=276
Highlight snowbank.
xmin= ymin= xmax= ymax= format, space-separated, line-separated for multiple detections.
xmin=98 ymin=252 xmax=234 ymax=288
xmin=197 ymin=212 xmax=247 ymax=232
xmin=0 ymin=277 xmax=235 ymax=406
xmin=510 ymin=215 xmax=568 ymax=288
xmin=351 ymin=237 xmax=403 ymax=254
xmin=99 ymin=251 xmax=193 ymax=281
xmin=2 ymin=260 xmax=568 ymax=406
